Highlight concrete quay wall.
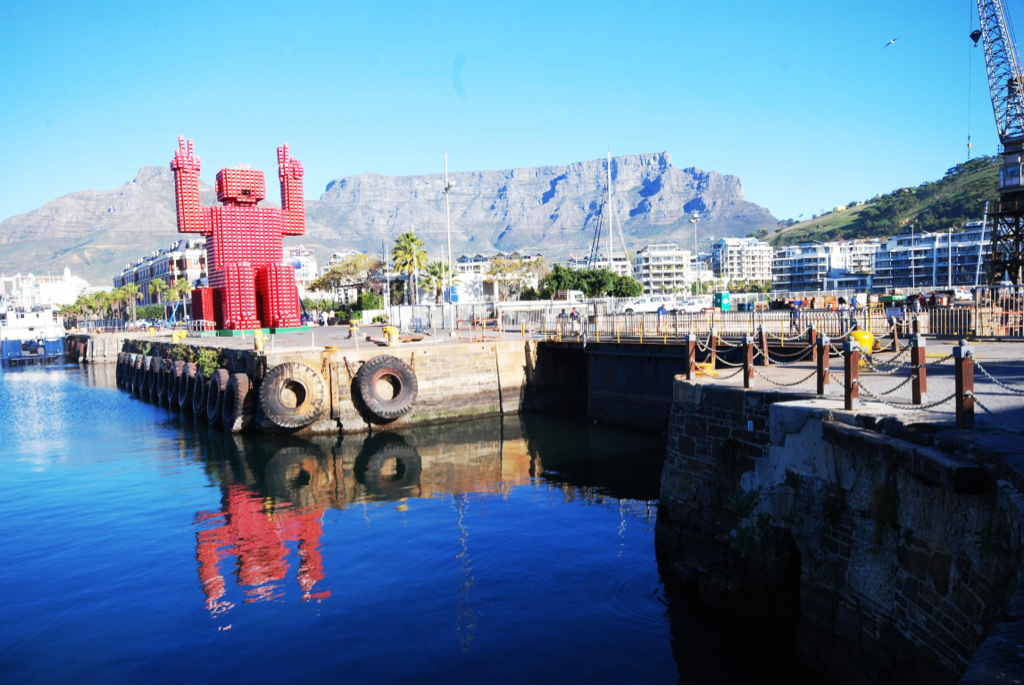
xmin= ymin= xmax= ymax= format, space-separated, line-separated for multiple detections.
xmin=656 ymin=379 xmax=1024 ymax=683
xmin=110 ymin=336 xmax=577 ymax=435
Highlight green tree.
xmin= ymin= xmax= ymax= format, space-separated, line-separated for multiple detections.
xmin=539 ymin=265 xmax=582 ymax=298
xmin=391 ymin=232 xmax=428 ymax=305
xmin=418 ymin=260 xmax=451 ymax=304
xmin=578 ymin=269 xmax=617 ymax=298
xmin=312 ymin=253 xmax=380 ymax=301
xmin=486 ymin=256 xmax=537 ymax=301
xmin=123 ymin=283 xmax=141 ymax=323
xmin=612 ymin=275 xmax=643 ymax=298
xmin=148 ymin=278 xmax=168 ymax=324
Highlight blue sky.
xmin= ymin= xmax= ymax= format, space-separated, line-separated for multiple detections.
xmin=0 ymin=0 xmax=1006 ymax=223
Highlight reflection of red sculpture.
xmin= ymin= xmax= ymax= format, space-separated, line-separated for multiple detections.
xmin=171 ymin=137 xmax=305 ymax=330
xmin=196 ymin=484 xmax=329 ymax=613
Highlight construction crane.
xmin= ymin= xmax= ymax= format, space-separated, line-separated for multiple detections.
xmin=973 ymin=0 xmax=1024 ymax=283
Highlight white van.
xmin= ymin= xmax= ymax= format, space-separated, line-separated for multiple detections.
xmin=618 ymin=295 xmax=675 ymax=314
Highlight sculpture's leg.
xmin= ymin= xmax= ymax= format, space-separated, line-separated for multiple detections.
xmin=210 ymin=263 xmax=261 ymax=330
xmin=257 ymin=264 xmax=302 ymax=329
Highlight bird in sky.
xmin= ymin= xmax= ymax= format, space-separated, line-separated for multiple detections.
xmin=884 ymin=37 xmax=899 ymax=48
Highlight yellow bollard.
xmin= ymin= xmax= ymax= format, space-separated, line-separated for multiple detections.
xmin=148 ymin=326 xmax=155 ymax=337
xmin=640 ymin=322 xmax=644 ymax=345
xmin=521 ymin=322 xmax=525 ymax=337
xmin=254 ymin=330 xmax=265 ymax=352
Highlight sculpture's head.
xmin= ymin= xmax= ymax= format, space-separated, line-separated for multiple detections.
xmin=215 ymin=165 xmax=265 ymax=204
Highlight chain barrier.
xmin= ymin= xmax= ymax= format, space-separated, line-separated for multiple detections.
xmin=857 ymin=382 xmax=956 ymax=411
xmin=970 ymin=356 xmax=1024 ymax=395
xmin=972 ymin=393 xmax=1024 ymax=432
xmin=694 ymin=365 xmax=744 ymax=380
xmin=766 ymin=344 xmax=814 ymax=359
xmin=875 ymin=373 xmax=916 ymax=397
xmin=762 ymin=345 xmax=814 ymax=366
xmin=752 ymin=367 xmax=818 ymax=387
xmin=715 ymin=356 xmax=745 ymax=367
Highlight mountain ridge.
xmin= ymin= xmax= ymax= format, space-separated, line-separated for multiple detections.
xmin=0 ymin=152 xmax=777 ymax=284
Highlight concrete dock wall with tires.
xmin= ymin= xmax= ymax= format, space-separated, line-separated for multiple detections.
xmin=105 ymin=337 xmax=578 ymax=436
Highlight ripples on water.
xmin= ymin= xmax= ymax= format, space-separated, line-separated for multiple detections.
xmin=0 ymin=365 xmax=815 ymax=684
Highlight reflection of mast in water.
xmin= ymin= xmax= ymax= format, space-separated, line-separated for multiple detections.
xmin=452 ymin=494 xmax=477 ymax=651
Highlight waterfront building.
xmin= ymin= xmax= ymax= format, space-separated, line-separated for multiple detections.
xmin=284 ymin=245 xmax=319 ymax=294
xmin=0 ymin=267 xmax=90 ymax=308
xmin=634 ymin=243 xmax=692 ymax=294
xmin=772 ymin=239 xmax=883 ymax=293
xmin=872 ymin=222 xmax=990 ymax=291
xmin=113 ymin=238 xmax=208 ymax=305
xmin=710 ymin=237 xmax=772 ymax=283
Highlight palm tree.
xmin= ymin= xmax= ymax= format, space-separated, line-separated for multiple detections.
xmin=148 ymin=278 xmax=168 ymax=324
xmin=174 ymin=280 xmax=193 ymax=322
xmin=391 ymin=232 xmax=428 ymax=305
xmin=123 ymin=283 xmax=140 ymax=324
xmin=419 ymin=261 xmax=451 ymax=304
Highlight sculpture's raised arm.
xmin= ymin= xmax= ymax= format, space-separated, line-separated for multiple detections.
xmin=170 ymin=137 xmax=208 ymax=234
xmin=277 ymin=144 xmax=305 ymax=236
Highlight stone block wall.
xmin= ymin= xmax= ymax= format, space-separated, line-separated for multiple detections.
xmin=656 ymin=379 xmax=1024 ymax=683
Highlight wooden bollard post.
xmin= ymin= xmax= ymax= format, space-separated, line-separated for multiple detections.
xmin=816 ymin=335 xmax=830 ymax=396
xmin=844 ymin=340 xmax=860 ymax=410
xmin=911 ymin=335 xmax=927 ymax=405
xmin=685 ymin=333 xmax=696 ymax=381
xmin=759 ymin=326 xmax=770 ymax=366
xmin=954 ymin=339 xmax=975 ymax=429
xmin=742 ymin=334 xmax=754 ymax=389
xmin=809 ymin=323 xmax=817 ymax=363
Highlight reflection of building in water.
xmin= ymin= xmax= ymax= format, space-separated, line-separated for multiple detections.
xmin=195 ymin=484 xmax=329 ymax=614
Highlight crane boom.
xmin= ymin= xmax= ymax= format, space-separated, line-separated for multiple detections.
xmin=977 ymin=0 xmax=1024 ymax=143
xmin=976 ymin=0 xmax=1024 ymax=283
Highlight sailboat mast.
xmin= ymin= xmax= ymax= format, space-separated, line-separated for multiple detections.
xmin=606 ymin=149 xmax=614 ymax=272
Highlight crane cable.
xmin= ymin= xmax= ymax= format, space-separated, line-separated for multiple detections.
xmin=969 ymin=0 xmax=974 ymax=160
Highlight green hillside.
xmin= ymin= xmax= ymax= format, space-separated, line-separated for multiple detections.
xmin=768 ymin=156 xmax=1000 ymax=247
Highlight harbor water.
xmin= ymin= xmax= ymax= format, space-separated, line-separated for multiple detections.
xmin=0 ymin=365 xmax=817 ymax=684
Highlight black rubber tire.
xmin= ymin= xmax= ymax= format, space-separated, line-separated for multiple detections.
xmin=193 ymin=374 xmax=208 ymax=418
xmin=258 ymin=362 xmax=328 ymax=430
xmin=207 ymin=369 xmax=230 ymax=424
xmin=132 ymin=356 xmax=145 ymax=396
xmin=169 ymin=361 xmax=185 ymax=406
xmin=147 ymin=357 xmax=162 ymax=400
xmin=222 ymin=373 xmax=254 ymax=433
xmin=156 ymin=360 xmax=169 ymax=405
xmin=141 ymin=356 xmax=155 ymax=399
xmin=353 ymin=433 xmax=422 ymax=499
xmin=179 ymin=363 xmax=198 ymax=411
xmin=354 ymin=355 xmax=418 ymax=423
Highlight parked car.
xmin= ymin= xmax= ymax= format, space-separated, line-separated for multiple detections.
xmin=618 ymin=295 xmax=675 ymax=314
xmin=675 ymin=296 xmax=712 ymax=313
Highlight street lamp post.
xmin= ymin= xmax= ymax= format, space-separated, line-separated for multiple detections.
xmin=689 ymin=211 xmax=700 ymax=293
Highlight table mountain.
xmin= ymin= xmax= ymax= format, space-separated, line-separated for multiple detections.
xmin=0 ymin=151 xmax=775 ymax=285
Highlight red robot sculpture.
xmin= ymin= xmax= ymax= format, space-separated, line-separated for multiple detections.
xmin=171 ymin=137 xmax=306 ymax=330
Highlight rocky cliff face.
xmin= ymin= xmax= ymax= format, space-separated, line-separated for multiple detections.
xmin=311 ymin=151 xmax=773 ymax=259
xmin=0 ymin=151 xmax=775 ymax=284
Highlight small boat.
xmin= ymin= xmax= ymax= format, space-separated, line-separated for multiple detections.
xmin=0 ymin=303 xmax=66 ymax=367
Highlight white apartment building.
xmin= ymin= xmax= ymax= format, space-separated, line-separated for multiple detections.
xmin=772 ymin=239 xmax=883 ymax=293
xmin=873 ymin=222 xmax=990 ymax=291
xmin=113 ymin=238 xmax=208 ymax=305
xmin=711 ymin=238 xmax=772 ymax=283
xmin=635 ymin=244 xmax=692 ymax=294
xmin=0 ymin=267 xmax=90 ymax=308
xmin=284 ymin=245 xmax=319 ymax=293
